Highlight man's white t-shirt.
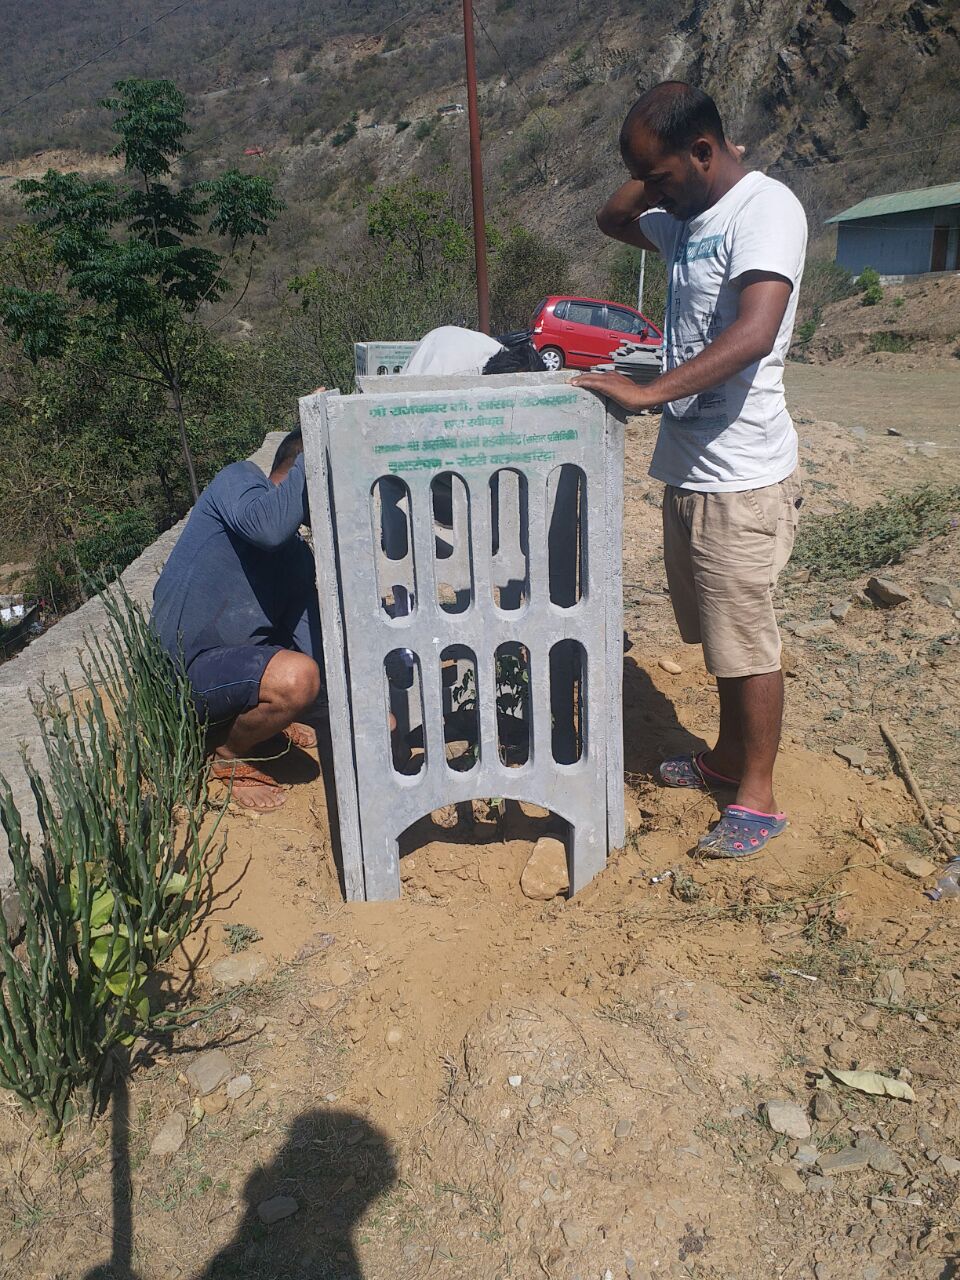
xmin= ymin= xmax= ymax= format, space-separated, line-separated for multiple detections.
xmin=403 ymin=325 xmax=504 ymax=376
xmin=638 ymin=171 xmax=807 ymax=492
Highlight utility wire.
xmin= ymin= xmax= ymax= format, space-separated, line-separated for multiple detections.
xmin=472 ymin=4 xmax=555 ymax=141
xmin=768 ymin=128 xmax=960 ymax=173
xmin=0 ymin=1 xmax=197 ymax=120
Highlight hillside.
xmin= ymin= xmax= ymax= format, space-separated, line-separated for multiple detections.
xmin=1 ymin=0 xmax=958 ymax=300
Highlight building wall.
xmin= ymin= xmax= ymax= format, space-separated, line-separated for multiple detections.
xmin=835 ymin=205 xmax=960 ymax=276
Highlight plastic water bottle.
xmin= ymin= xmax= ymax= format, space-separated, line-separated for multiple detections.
xmin=928 ymin=859 xmax=960 ymax=901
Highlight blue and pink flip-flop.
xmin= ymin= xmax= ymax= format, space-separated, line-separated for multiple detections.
xmin=659 ymin=751 xmax=740 ymax=792
xmin=697 ymin=805 xmax=788 ymax=858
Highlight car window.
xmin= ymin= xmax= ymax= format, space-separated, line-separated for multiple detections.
xmin=566 ymin=302 xmax=605 ymax=327
xmin=553 ymin=300 xmax=567 ymax=320
xmin=607 ymin=307 xmax=646 ymax=335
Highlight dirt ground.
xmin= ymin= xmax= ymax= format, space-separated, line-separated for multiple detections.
xmin=794 ymin=274 xmax=960 ymax=369
xmin=2 ymin=412 xmax=960 ymax=1280
xmin=785 ymin=365 xmax=960 ymax=446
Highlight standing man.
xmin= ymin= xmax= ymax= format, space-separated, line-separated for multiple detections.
xmin=573 ymin=81 xmax=807 ymax=858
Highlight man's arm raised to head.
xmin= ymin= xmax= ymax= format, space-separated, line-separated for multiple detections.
xmin=596 ymin=180 xmax=660 ymax=253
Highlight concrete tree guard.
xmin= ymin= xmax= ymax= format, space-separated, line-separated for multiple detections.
xmin=300 ymin=372 xmax=625 ymax=902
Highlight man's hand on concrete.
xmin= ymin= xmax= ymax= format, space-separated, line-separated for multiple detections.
xmin=571 ymin=371 xmax=656 ymax=413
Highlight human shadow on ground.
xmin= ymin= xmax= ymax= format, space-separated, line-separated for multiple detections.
xmin=621 ymin=651 xmax=706 ymax=780
xmin=195 ymin=1108 xmax=397 ymax=1280
xmin=80 ymin=1100 xmax=395 ymax=1280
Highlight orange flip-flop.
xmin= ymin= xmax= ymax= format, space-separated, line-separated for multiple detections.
xmin=210 ymin=758 xmax=286 ymax=809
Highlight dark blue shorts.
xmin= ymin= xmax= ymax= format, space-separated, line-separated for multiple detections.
xmin=187 ymin=644 xmax=285 ymax=726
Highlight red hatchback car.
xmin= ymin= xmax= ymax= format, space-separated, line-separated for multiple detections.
xmin=530 ymin=295 xmax=663 ymax=371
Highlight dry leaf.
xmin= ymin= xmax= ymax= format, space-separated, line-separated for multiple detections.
xmin=826 ymin=1067 xmax=915 ymax=1102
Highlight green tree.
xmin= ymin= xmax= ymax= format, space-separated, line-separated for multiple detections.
xmin=0 ymin=78 xmax=281 ymax=500
xmin=489 ymin=226 xmax=570 ymax=331
xmin=605 ymin=244 xmax=668 ymax=328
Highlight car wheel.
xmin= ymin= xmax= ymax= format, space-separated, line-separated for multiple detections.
xmin=540 ymin=346 xmax=564 ymax=372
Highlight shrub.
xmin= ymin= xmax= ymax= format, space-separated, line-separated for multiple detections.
xmin=0 ymin=588 xmax=222 ymax=1132
xmin=801 ymin=259 xmax=856 ymax=310
xmin=604 ymin=244 xmax=668 ymax=328
xmin=489 ymin=226 xmax=570 ymax=332
xmin=857 ymin=266 xmax=883 ymax=306
xmin=414 ymin=119 xmax=433 ymax=141
xmin=793 ymin=485 xmax=960 ymax=579
xmin=868 ymin=332 xmax=912 ymax=354
xmin=396 ymin=119 xmax=411 ymax=133
xmin=331 ymin=121 xmax=357 ymax=147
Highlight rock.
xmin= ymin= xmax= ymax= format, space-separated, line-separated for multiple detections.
xmin=202 ymin=1092 xmax=227 ymax=1116
xmin=818 ymin=1146 xmax=871 ymax=1174
xmin=856 ymin=1009 xmax=882 ymax=1031
xmin=0 ymin=886 xmax=24 ymax=940
xmin=559 ymin=1219 xmax=585 ymax=1247
xmin=867 ymin=577 xmax=910 ymax=607
xmin=807 ymin=1175 xmax=835 ymax=1197
xmin=812 ymin=1091 xmax=841 ymax=1123
xmin=185 ymin=1049 xmax=233 ymax=1096
xmin=385 ymin=1026 xmax=403 ymax=1049
xmin=431 ymin=803 xmax=459 ymax=829
xmin=551 ymin=1124 xmax=579 ymax=1147
xmin=658 ymin=658 xmax=682 ymax=674
xmin=614 ymin=1117 xmax=633 ymax=1140
xmin=520 ymin=837 xmax=569 ymax=901
xmin=294 ymin=931 xmax=336 ymax=962
xmin=256 ymin=1195 xmax=299 ymax=1225
xmin=507 ymin=1074 xmax=522 ymax=1087
xmin=309 ymin=990 xmax=339 ymax=1012
xmin=769 ymin=1164 xmax=805 ymax=1194
xmin=887 ymin=427 xmax=902 ymax=437
xmin=795 ymin=1144 xmax=819 ymax=1165
xmin=894 ymin=854 xmax=938 ymax=878
xmin=0 ymin=1236 xmax=26 ymax=1263
xmin=940 ymin=815 xmax=960 ymax=834
xmin=210 ymin=952 xmax=268 ymax=988
xmin=834 ymin=744 xmax=867 ymax=768
xmin=940 ymin=803 xmax=960 ymax=820
xmin=790 ymin=619 xmax=836 ymax=639
xmin=923 ymin=583 xmax=960 ymax=610
xmin=150 ymin=1112 xmax=188 ymax=1157
xmin=857 ymin=1137 xmax=905 ymax=1176
xmin=226 ymin=1073 xmax=253 ymax=1100
xmin=327 ymin=963 xmax=352 ymax=987
xmin=938 ymin=1155 xmax=960 ymax=1176
xmin=874 ymin=967 xmax=906 ymax=1007
xmin=765 ymin=1099 xmax=812 ymax=1141
xmin=830 ymin=600 xmax=853 ymax=623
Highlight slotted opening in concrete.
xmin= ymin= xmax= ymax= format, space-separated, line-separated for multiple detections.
xmin=440 ymin=644 xmax=480 ymax=772
xmin=490 ymin=469 xmax=529 ymax=611
xmin=371 ymin=476 xmax=416 ymax=621
xmin=495 ymin=641 xmax=531 ymax=766
xmin=385 ymin=648 xmax=424 ymax=775
xmin=432 ymin=472 xmax=473 ymax=614
xmin=547 ymin=463 xmax=587 ymax=608
xmin=550 ymin=639 xmax=586 ymax=764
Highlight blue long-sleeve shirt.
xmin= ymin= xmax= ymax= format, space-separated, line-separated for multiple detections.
xmin=151 ymin=454 xmax=320 ymax=670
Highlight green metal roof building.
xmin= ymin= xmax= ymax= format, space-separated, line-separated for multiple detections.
xmin=826 ymin=180 xmax=960 ymax=277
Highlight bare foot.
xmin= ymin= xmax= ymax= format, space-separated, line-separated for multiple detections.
xmin=210 ymin=757 xmax=286 ymax=811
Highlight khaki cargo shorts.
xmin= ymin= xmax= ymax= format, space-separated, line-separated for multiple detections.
xmin=662 ymin=471 xmax=803 ymax=679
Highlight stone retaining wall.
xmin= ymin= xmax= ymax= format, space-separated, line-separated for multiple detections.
xmin=0 ymin=432 xmax=284 ymax=923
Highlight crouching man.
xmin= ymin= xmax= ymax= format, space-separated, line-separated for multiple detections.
xmin=151 ymin=428 xmax=322 ymax=811
xmin=573 ymin=81 xmax=807 ymax=858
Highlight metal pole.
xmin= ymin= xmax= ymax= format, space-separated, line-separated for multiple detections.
xmin=462 ymin=0 xmax=491 ymax=333
xmin=637 ymin=248 xmax=646 ymax=315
